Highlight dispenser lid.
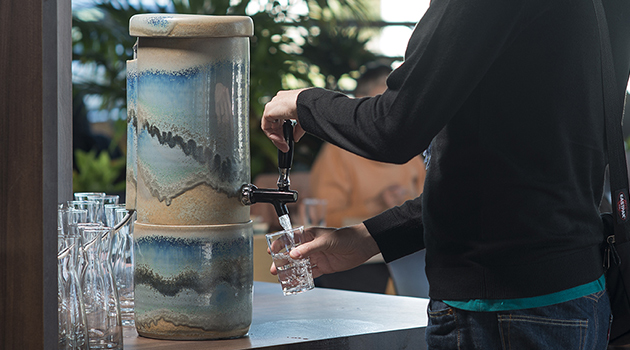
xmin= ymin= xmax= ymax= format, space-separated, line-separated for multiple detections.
xmin=129 ymin=14 xmax=254 ymax=38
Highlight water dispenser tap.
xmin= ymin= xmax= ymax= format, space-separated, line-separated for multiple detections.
xmin=240 ymin=120 xmax=298 ymax=217
xmin=277 ymin=120 xmax=294 ymax=191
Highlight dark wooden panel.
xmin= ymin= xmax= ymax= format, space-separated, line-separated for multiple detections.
xmin=0 ymin=0 xmax=45 ymax=347
xmin=0 ymin=0 xmax=67 ymax=348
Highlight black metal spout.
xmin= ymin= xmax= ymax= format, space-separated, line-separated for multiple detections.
xmin=240 ymin=184 xmax=298 ymax=216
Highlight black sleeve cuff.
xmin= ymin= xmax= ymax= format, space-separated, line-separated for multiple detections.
xmin=363 ymin=195 xmax=425 ymax=263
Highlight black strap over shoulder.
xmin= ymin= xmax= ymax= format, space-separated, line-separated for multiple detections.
xmin=593 ymin=0 xmax=630 ymax=345
xmin=593 ymin=0 xmax=630 ymax=243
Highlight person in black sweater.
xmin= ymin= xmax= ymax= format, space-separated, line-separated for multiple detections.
xmin=262 ymin=0 xmax=630 ymax=348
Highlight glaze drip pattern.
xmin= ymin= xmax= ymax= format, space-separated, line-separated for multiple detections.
xmin=143 ymin=122 xmax=238 ymax=189
xmin=134 ymin=235 xmax=251 ymax=297
xmin=136 ymin=63 xmax=250 ymax=206
xmin=133 ymin=230 xmax=253 ymax=338
xmin=126 ymin=59 xmax=139 ymax=209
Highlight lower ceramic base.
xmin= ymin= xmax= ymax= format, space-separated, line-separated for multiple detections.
xmin=134 ymin=221 xmax=253 ymax=340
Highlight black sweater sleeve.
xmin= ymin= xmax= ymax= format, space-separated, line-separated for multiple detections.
xmin=296 ymin=0 xmax=529 ymax=258
xmin=363 ymin=195 xmax=425 ymax=262
xmin=296 ymin=0 xmax=528 ymax=163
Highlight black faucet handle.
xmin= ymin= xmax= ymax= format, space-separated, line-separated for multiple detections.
xmin=278 ymin=120 xmax=294 ymax=170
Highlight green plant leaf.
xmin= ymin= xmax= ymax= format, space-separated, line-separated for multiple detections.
xmin=73 ymin=0 xmax=384 ymax=179
xmin=73 ymin=149 xmax=126 ymax=193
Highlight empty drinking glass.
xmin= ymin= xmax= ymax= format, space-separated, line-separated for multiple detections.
xmin=74 ymin=192 xmax=106 ymax=201
xmin=103 ymin=195 xmax=120 ymax=206
xmin=58 ymin=226 xmax=88 ymax=350
xmin=79 ymin=225 xmax=123 ymax=350
xmin=86 ymin=195 xmax=107 ymax=225
xmin=67 ymin=200 xmax=100 ymax=223
xmin=299 ymin=198 xmax=328 ymax=228
xmin=104 ymin=204 xmax=126 ymax=228
xmin=112 ymin=207 xmax=135 ymax=326
xmin=58 ymin=206 xmax=88 ymax=233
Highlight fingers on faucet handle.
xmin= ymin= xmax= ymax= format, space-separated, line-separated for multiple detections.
xmin=278 ymin=120 xmax=295 ymax=169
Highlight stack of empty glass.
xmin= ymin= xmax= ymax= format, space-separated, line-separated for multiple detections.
xmin=57 ymin=191 xmax=134 ymax=349
xmin=106 ymin=204 xmax=136 ymax=326
xmin=79 ymin=224 xmax=122 ymax=349
xmin=74 ymin=192 xmax=120 ymax=224
xmin=58 ymin=206 xmax=88 ymax=349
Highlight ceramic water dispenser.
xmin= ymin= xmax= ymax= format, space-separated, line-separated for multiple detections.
xmin=126 ymin=14 xmax=255 ymax=340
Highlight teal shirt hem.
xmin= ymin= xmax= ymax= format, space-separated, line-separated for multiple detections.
xmin=443 ymin=274 xmax=606 ymax=312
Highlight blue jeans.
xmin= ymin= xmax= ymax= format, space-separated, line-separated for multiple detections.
xmin=426 ymin=291 xmax=611 ymax=350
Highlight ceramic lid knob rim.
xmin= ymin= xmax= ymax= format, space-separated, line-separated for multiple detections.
xmin=129 ymin=14 xmax=254 ymax=38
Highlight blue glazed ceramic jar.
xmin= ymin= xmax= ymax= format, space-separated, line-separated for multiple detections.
xmin=127 ymin=14 xmax=254 ymax=340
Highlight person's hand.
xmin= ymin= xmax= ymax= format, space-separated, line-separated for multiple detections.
xmin=270 ymin=223 xmax=380 ymax=278
xmin=261 ymin=89 xmax=309 ymax=152
xmin=381 ymin=184 xmax=413 ymax=208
